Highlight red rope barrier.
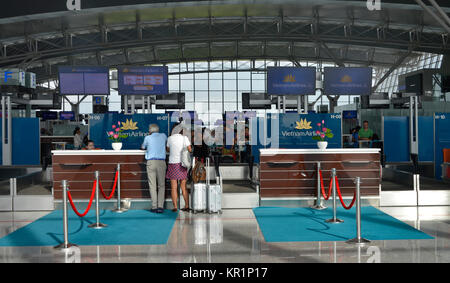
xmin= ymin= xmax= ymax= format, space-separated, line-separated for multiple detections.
xmin=335 ymin=176 xmax=357 ymax=210
xmin=67 ymin=181 xmax=97 ymax=217
xmin=319 ymin=170 xmax=333 ymax=200
xmin=99 ymin=171 xmax=118 ymax=200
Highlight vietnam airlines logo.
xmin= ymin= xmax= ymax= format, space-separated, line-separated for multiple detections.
xmin=283 ymin=74 xmax=296 ymax=83
xmin=295 ymin=119 xmax=312 ymax=130
xmin=121 ymin=119 xmax=138 ymax=130
xmin=340 ymin=75 xmax=352 ymax=83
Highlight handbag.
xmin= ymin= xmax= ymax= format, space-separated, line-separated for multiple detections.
xmin=181 ymin=138 xmax=192 ymax=169
xmin=192 ymin=160 xmax=206 ymax=183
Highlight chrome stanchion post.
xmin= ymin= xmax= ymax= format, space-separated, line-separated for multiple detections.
xmin=325 ymin=168 xmax=343 ymax=223
xmin=88 ymin=171 xmax=107 ymax=229
xmin=54 ymin=180 xmax=77 ymax=250
xmin=346 ymin=177 xmax=370 ymax=245
xmin=311 ymin=162 xmax=326 ymax=210
xmin=113 ymin=163 xmax=127 ymax=213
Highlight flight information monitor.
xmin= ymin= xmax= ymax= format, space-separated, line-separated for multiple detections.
xmin=324 ymin=67 xmax=372 ymax=95
xmin=118 ymin=66 xmax=169 ymax=95
xmin=59 ymin=111 xmax=76 ymax=121
xmin=58 ymin=66 xmax=110 ymax=95
xmin=267 ymin=67 xmax=316 ymax=95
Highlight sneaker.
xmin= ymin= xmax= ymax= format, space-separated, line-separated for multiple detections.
xmin=150 ymin=208 xmax=159 ymax=213
xmin=157 ymin=208 xmax=164 ymax=213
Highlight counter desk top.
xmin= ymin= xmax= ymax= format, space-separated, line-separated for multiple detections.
xmin=52 ymin=150 xmax=146 ymax=156
xmin=260 ymin=148 xmax=380 ymax=155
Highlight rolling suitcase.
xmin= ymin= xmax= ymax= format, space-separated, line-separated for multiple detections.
xmin=191 ymin=158 xmax=207 ymax=213
xmin=206 ymin=158 xmax=222 ymax=214
xmin=191 ymin=183 xmax=207 ymax=213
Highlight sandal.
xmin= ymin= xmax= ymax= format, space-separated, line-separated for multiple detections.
xmin=172 ymin=208 xmax=178 ymax=212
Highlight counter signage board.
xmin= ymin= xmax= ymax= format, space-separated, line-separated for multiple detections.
xmin=89 ymin=113 xmax=170 ymax=150
xmin=118 ymin=66 xmax=168 ymax=95
xmin=272 ymin=113 xmax=342 ymax=149
xmin=267 ymin=67 xmax=316 ymax=95
xmin=324 ymin=67 xmax=372 ymax=95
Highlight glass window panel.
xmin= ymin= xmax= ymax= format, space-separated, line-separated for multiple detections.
xmin=224 ymin=72 xmax=236 ymax=80
xmin=181 ymin=73 xmax=193 ymax=80
xmin=195 ymin=102 xmax=209 ymax=113
xmin=239 ymin=72 xmax=251 ymax=80
xmin=210 ymin=80 xmax=222 ymax=91
xmin=255 ymin=60 xmax=266 ymax=69
xmin=209 ymin=72 xmax=222 ymax=80
xmin=195 ymin=72 xmax=208 ymax=80
xmin=185 ymin=91 xmax=194 ymax=102
xmin=238 ymin=79 xmax=251 ymax=91
xmin=169 ymin=80 xmax=179 ymax=92
xmin=251 ymin=79 xmax=265 ymax=91
xmin=185 ymin=102 xmax=195 ymax=111
xmin=181 ymin=79 xmax=193 ymax=91
xmin=194 ymin=62 xmax=208 ymax=71
xmin=237 ymin=60 xmax=251 ymax=69
xmin=195 ymin=91 xmax=209 ymax=102
xmin=209 ymin=102 xmax=223 ymax=114
xmin=210 ymin=61 xmax=223 ymax=70
xmin=210 ymin=91 xmax=222 ymax=102
xmin=224 ymin=102 xmax=239 ymax=111
xmin=224 ymin=91 xmax=237 ymax=102
xmin=195 ymin=79 xmax=209 ymax=91
xmin=168 ymin=64 xmax=179 ymax=72
xmin=224 ymin=79 xmax=236 ymax=90
xmin=252 ymin=72 xmax=265 ymax=80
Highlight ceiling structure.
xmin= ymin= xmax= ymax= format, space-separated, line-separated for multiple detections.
xmin=0 ymin=0 xmax=450 ymax=87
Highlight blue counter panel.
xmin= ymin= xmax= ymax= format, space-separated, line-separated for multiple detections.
xmin=89 ymin=113 xmax=170 ymax=150
xmin=0 ymin=118 xmax=40 ymax=165
xmin=434 ymin=113 xmax=450 ymax=179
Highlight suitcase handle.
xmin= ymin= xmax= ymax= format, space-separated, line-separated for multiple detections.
xmin=206 ymin=157 xmax=210 ymax=186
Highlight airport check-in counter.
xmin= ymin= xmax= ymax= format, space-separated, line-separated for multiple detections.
xmin=52 ymin=150 xmax=155 ymax=200
xmin=259 ymin=148 xmax=381 ymax=199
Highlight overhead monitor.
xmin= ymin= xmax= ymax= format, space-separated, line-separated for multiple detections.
xmin=324 ymin=67 xmax=372 ymax=95
xmin=58 ymin=66 xmax=110 ymax=95
xmin=405 ymin=73 xmax=423 ymax=95
xmin=155 ymin=92 xmax=185 ymax=109
xmin=242 ymin=93 xmax=272 ymax=109
xmin=118 ymin=66 xmax=169 ymax=95
xmin=59 ymin=111 xmax=75 ymax=121
xmin=267 ymin=67 xmax=316 ymax=95
xmin=38 ymin=111 xmax=58 ymax=121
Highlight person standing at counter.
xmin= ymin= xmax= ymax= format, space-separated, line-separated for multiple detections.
xmin=142 ymin=124 xmax=168 ymax=214
xmin=73 ymin=127 xmax=83 ymax=150
xmin=166 ymin=123 xmax=192 ymax=212
xmin=358 ymin=120 xmax=373 ymax=141
xmin=351 ymin=126 xmax=361 ymax=148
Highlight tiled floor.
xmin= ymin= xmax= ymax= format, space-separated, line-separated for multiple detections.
xmin=0 ymin=206 xmax=448 ymax=263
